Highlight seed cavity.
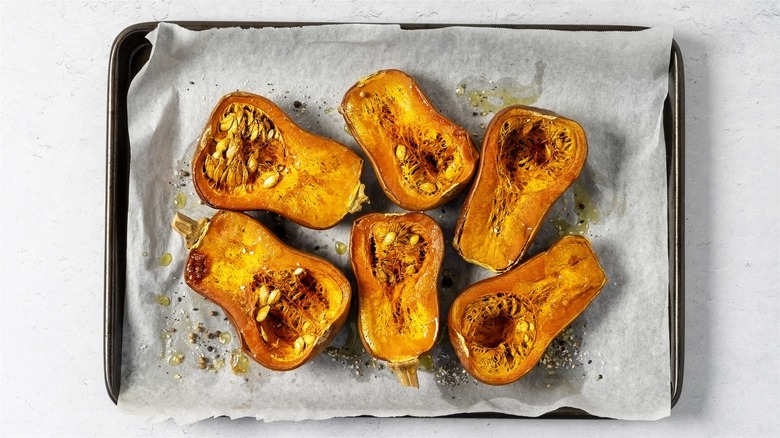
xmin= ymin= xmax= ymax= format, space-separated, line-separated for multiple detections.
xmin=370 ymin=222 xmax=428 ymax=289
xmin=360 ymin=93 xmax=465 ymax=197
xmin=202 ymin=102 xmax=287 ymax=195
xmin=460 ymin=292 xmax=538 ymax=376
xmin=246 ymin=267 xmax=343 ymax=359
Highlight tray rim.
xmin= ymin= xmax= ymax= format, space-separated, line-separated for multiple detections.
xmin=104 ymin=21 xmax=685 ymax=417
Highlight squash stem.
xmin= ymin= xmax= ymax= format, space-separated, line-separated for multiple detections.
xmin=171 ymin=212 xmax=209 ymax=249
xmin=388 ymin=357 xmax=420 ymax=388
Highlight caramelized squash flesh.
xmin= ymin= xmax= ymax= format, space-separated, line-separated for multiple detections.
xmin=449 ymin=235 xmax=606 ymax=385
xmin=340 ymin=70 xmax=478 ymax=211
xmin=173 ymin=210 xmax=351 ymax=371
xmin=193 ymin=92 xmax=366 ymax=229
xmin=454 ymin=105 xmax=587 ymax=272
xmin=350 ymin=212 xmax=444 ymax=387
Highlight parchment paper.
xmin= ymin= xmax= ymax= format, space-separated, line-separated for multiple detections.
xmin=120 ymin=23 xmax=672 ymax=423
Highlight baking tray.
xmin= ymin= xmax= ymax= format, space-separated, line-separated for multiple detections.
xmin=104 ymin=22 xmax=684 ymax=417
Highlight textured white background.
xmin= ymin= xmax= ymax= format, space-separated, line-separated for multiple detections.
xmin=1 ymin=1 xmax=778 ymax=436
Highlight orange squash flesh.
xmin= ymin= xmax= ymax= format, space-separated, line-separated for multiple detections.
xmin=448 ymin=235 xmax=606 ymax=385
xmin=192 ymin=92 xmax=367 ymax=230
xmin=454 ymin=105 xmax=588 ymax=272
xmin=172 ymin=210 xmax=351 ymax=371
xmin=350 ymin=212 xmax=444 ymax=387
xmin=340 ymin=70 xmax=478 ymax=211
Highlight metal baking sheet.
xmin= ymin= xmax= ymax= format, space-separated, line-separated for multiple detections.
xmin=104 ymin=21 xmax=684 ymax=417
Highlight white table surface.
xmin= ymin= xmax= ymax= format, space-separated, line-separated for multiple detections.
xmin=1 ymin=1 xmax=778 ymax=436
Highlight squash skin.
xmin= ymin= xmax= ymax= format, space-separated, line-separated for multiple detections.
xmin=340 ymin=70 xmax=478 ymax=211
xmin=448 ymin=235 xmax=606 ymax=385
xmin=453 ymin=105 xmax=588 ymax=272
xmin=350 ymin=212 xmax=444 ymax=387
xmin=178 ymin=210 xmax=351 ymax=371
xmin=192 ymin=92 xmax=366 ymax=230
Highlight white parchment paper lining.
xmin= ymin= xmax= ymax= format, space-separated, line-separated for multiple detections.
xmin=120 ymin=23 xmax=672 ymax=423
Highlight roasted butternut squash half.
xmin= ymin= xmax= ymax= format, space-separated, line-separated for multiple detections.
xmin=448 ymin=235 xmax=606 ymax=385
xmin=172 ymin=210 xmax=351 ymax=371
xmin=193 ymin=92 xmax=367 ymax=229
xmin=340 ymin=70 xmax=478 ymax=211
xmin=350 ymin=212 xmax=444 ymax=387
xmin=454 ymin=105 xmax=587 ymax=272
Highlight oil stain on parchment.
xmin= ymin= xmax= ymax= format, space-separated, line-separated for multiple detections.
xmin=456 ymin=60 xmax=546 ymax=116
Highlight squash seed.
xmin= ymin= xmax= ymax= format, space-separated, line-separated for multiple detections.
xmin=294 ymin=337 xmax=305 ymax=353
xmin=257 ymin=285 xmax=270 ymax=306
xmin=256 ymin=305 xmax=270 ymax=322
xmin=419 ymin=182 xmax=437 ymax=194
xmin=219 ymin=115 xmax=235 ymax=132
xmin=382 ymin=232 xmax=397 ymax=246
xmin=395 ymin=144 xmax=407 ymax=160
xmin=261 ymin=172 xmax=279 ymax=189
xmin=266 ymin=289 xmax=281 ymax=306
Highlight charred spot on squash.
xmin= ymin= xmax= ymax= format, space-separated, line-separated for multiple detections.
xmin=185 ymin=250 xmax=210 ymax=284
xmin=200 ymin=102 xmax=287 ymax=195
